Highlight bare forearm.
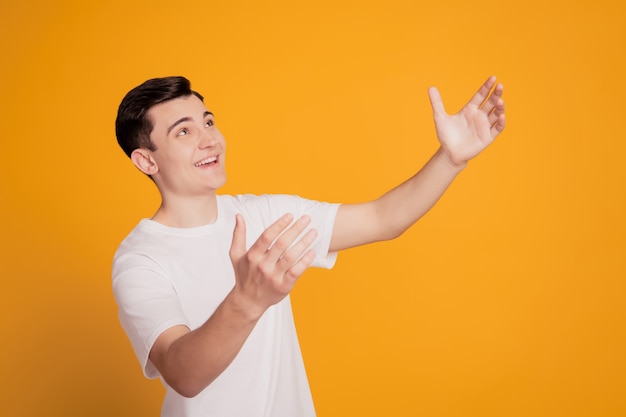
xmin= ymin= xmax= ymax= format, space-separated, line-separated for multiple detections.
xmin=155 ymin=214 xmax=317 ymax=398
xmin=330 ymin=147 xmax=466 ymax=251
xmin=157 ymin=290 xmax=261 ymax=398
xmin=366 ymin=75 xmax=505 ymax=243
xmin=374 ymin=146 xmax=465 ymax=239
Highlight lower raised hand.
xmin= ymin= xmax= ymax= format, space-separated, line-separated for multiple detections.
xmin=229 ymin=213 xmax=318 ymax=318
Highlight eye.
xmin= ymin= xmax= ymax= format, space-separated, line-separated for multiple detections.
xmin=176 ymin=128 xmax=189 ymax=137
xmin=205 ymin=119 xmax=214 ymax=127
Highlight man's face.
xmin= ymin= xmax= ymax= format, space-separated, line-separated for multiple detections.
xmin=145 ymin=95 xmax=227 ymax=197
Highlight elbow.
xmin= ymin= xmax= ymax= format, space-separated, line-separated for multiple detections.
xmin=178 ymin=388 xmax=203 ymax=399
xmin=175 ymin=382 xmax=201 ymax=399
xmin=163 ymin=369 xmax=213 ymax=398
xmin=378 ymin=224 xmax=406 ymax=242
xmin=361 ymin=225 xmax=404 ymax=246
xmin=169 ymin=379 xmax=206 ymax=398
xmin=374 ymin=206 xmax=410 ymax=242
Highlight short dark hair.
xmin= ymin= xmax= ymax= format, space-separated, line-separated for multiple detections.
xmin=115 ymin=76 xmax=204 ymax=157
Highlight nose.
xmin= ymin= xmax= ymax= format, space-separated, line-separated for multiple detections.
xmin=198 ymin=127 xmax=218 ymax=149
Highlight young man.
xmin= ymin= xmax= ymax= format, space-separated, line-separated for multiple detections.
xmin=113 ymin=75 xmax=505 ymax=416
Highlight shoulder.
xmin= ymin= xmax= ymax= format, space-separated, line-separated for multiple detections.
xmin=221 ymin=193 xmax=339 ymax=218
xmin=219 ymin=193 xmax=304 ymax=217
xmin=112 ymin=219 xmax=194 ymax=278
xmin=220 ymin=193 xmax=300 ymax=206
xmin=114 ymin=219 xmax=170 ymax=255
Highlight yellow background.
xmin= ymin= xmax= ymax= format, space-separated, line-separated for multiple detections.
xmin=1 ymin=0 xmax=625 ymax=416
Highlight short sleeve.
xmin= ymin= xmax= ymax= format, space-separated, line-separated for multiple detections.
xmin=295 ymin=196 xmax=339 ymax=269
xmin=231 ymin=194 xmax=340 ymax=269
xmin=112 ymin=252 xmax=189 ymax=379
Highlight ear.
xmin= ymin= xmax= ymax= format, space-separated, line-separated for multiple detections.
xmin=131 ymin=149 xmax=159 ymax=176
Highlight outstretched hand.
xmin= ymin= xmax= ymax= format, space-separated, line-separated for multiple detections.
xmin=229 ymin=213 xmax=318 ymax=319
xmin=428 ymin=75 xmax=506 ymax=166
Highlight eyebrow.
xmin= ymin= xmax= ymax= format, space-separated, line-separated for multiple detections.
xmin=166 ymin=111 xmax=214 ymax=135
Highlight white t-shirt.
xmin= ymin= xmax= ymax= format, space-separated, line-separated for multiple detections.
xmin=112 ymin=194 xmax=339 ymax=417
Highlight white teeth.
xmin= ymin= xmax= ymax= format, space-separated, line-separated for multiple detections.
xmin=195 ymin=156 xmax=217 ymax=167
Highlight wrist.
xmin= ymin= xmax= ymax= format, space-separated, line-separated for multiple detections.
xmin=435 ymin=146 xmax=468 ymax=172
xmin=224 ymin=288 xmax=266 ymax=324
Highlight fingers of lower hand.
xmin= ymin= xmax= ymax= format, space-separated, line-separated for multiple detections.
xmin=285 ymin=250 xmax=316 ymax=281
xmin=278 ymin=228 xmax=317 ymax=266
xmin=249 ymin=216 xmax=317 ymax=282
xmin=264 ymin=215 xmax=311 ymax=254
xmin=267 ymin=228 xmax=317 ymax=289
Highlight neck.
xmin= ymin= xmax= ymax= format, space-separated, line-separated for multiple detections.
xmin=151 ymin=192 xmax=219 ymax=228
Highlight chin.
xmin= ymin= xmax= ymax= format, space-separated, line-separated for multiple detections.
xmin=210 ymin=175 xmax=227 ymax=190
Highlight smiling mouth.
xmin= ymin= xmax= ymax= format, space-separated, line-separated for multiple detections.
xmin=194 ymin=156 xmax=218 ymax=167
